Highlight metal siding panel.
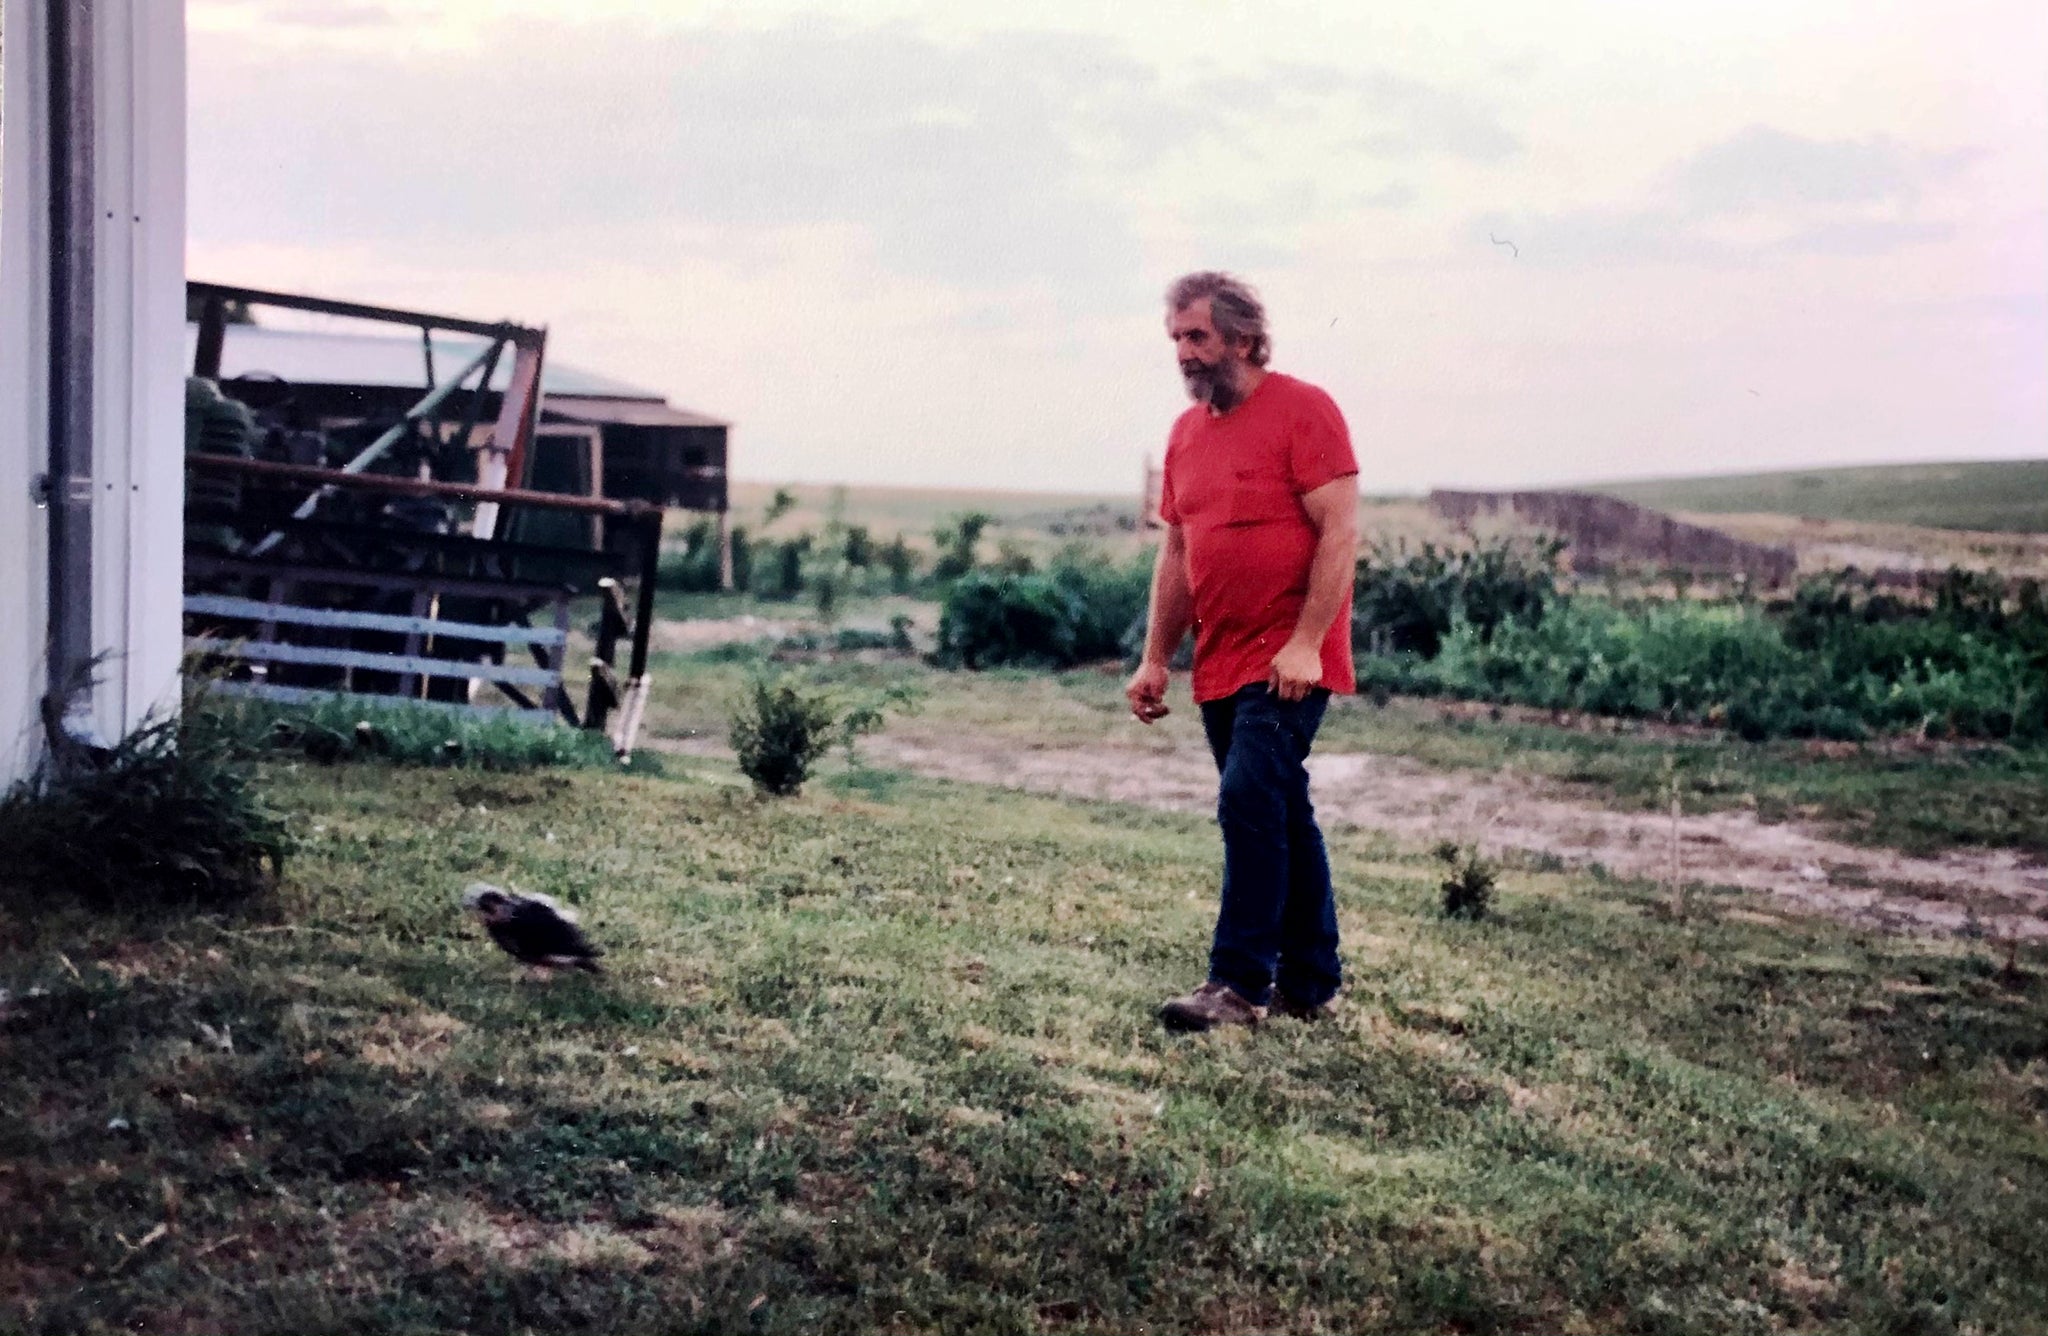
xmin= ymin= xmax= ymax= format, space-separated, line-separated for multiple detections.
xmin=91 ymin=0 xmax=135 ymax=740
xmin=123 ymin=0 xmax=186 ymax=730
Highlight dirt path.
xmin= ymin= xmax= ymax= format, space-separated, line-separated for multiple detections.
xmin=671 ymin=723 xmax=2048 ymax=940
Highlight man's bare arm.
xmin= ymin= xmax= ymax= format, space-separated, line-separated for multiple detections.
xmin=1268 ymin=475 xmax=1360 ymax=701
xmin=1126 ymin=525 xmax=1193 ymax=722
xmin=1143 ymin=525 xmax=1194 ymax=665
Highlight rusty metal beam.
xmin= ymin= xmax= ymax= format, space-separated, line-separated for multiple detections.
xmin=184 ymin=279 xmax=540 ymax=345
xmin=186 ymin=453 xmax=654 ymax=518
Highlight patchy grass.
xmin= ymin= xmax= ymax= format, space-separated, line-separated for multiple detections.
xmin=646 ymin=648 xmax=2048 ymax=859
xmin=3 ymin=753 xmax=2044 ymax=1334
xmin=203 ymin=691 xmax=640 ymax=774
xmin=1316 ymin=697 xmax=2048 ymax=859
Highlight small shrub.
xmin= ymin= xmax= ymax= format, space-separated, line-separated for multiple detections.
xmin=931 ymin=512 xmax=993 ymax=583
xmin=658 ymin=517 xmax=730 ymax=593
xmin=820 ymin=618 xmax=916 ymax=654
xmin=1435 ymin=841 xmax=1497 ymax=921
xmin=729 ymin=671 xmax=904 ymax=796
xmin=0 ymin=698 xmax=292 ymax=909
xmin=756 ymin=534 xmax=813 ymax=601
xmin=879 ymin=535 xmax=921 ymax=593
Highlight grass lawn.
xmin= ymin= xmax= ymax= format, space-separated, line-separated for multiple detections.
xmin=5 ymin=751 xmax=2044 ymax=1334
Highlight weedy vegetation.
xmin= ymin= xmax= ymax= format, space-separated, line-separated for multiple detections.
xmin=0 ymin=700 xmax=290 ymax=911
xmin=934 ymin=551 xmax=1153 ymax=671
xmin=1351 ymin=544 xmax=2048 ymax=743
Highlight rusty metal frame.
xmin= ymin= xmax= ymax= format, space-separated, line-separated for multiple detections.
xmin=188 ymin=280 xmax=547 ymax=535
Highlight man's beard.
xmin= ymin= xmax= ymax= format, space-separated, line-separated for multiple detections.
xmin=1181 ymin=357 xmax=1245 ymax=410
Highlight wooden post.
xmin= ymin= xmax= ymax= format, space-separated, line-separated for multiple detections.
xmin=473 ymin=334 xmax=546 ymax=540
xmin=585 ymin=578 xmax=627 ymax=733
xmin=717 ymin=507 xmax=733 ymax=591
xmin=194 ymin=293 xmax=227 ymax=379
xmin=610 ymin=508 xmax=664 ymax=760
xmin=396 ymin=588 xmax=432 ymax=699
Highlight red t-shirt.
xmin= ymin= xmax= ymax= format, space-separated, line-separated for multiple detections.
xmin=1158 ymin=372 xmax=1358 ymax=704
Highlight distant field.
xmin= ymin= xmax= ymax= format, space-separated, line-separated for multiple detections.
xmin=726 ymin=480 xmax=1132 ymax=538
xmin=713 ymin=480 xmax=2048 ymax=578
xmin=1593 ymin=460 xmax=2048 ymax=534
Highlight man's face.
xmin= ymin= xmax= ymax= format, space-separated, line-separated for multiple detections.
xmin=1167 ymin=298 xmax=1246 ymax=406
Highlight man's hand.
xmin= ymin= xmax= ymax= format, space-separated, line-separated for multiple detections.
xmin=1267 ymin=639 xmax=1322 ymax=703
xmin=1125 ymin=660 xmax=1172 ymax=724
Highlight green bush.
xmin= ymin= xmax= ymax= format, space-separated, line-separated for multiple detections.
xmin=879 ymin=535 xmax=920 ymax=593
xmin=934 ymin=551 xmax=1151 ymax=670
xmin=1352 ymin=536 xmax=1562 ymax=657
xmin=931 ymin=512 xmax=993 ymax=584
xmin=756 ymin=534 xmax=814 ymax=601
xmin=728 ymin=672 xmax=903 ymax=796
xmin=842 ymin=524 xmax=874 ymax=568
xmin=658 ymin=517 xmax=745 ymax=594
xmin=0 ymin=700 xmax=292 ymax=909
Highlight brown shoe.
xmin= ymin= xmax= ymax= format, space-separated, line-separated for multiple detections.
xmin=1159 ymin=981 xmax=1263 ymax=1032
xmin=1272 ymin=991 xmax=1336 ymax=1022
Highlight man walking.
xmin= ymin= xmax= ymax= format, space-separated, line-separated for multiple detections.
xmin=1126 ymin=272 xmax=1360 ymax=1032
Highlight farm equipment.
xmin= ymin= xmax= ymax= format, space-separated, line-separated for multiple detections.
xmin=182 ymin=283 xmax=663 ymax=757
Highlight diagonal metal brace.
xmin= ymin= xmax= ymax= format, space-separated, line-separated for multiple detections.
xmin=249 ymin=337 xmax=503 ymax=556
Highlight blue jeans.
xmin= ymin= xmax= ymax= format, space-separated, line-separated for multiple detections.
xmin=1199 ymin=684 xmax=1341 ymax=1009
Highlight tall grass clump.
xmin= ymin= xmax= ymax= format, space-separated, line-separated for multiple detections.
xmin=0 ymin=698 xmax=291 ymax=910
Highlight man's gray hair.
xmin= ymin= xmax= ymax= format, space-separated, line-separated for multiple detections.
xmin=1165 ymin=271 xmax=1271 ymax=367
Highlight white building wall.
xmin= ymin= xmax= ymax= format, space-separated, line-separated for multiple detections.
xmin=0 ymin=0 xmax=186 ymax=785
xmin=97 ymin=0 xmax=188 ymax=739
xmin=0 ymin=0 xmax=55 ymax=784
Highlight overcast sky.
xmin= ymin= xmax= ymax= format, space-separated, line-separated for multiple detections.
xmin=187 ymin=0 xmax=2047 ymax=494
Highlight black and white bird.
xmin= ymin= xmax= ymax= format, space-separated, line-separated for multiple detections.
xmin=461 ymin=882 xmax=604 ymax=974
